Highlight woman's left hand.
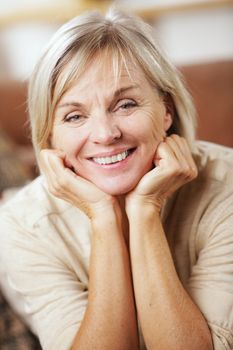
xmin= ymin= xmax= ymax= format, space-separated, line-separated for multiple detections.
xmin=126 ymin=134 xmax=198 ymax=214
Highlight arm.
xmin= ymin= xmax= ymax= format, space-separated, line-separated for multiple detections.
xmin=126 ymin=135 xmax=213 ymax=350
xmin=188 ymin=187 xmax=233 ymax=350
xmin=40 ymin=150 xmax=139 ymax=350
xmin=72 ymin=208 xmax=138 ymax=350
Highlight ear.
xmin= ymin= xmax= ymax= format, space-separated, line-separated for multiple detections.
xmin=162 ymin=92 xmax=174 ymax=133
xmin=163 ymin=110 xmax=173 ymax=132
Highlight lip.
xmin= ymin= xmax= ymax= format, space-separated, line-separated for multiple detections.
xmin=87 ymin=147 xmax=135 ymax=159
xmin=88 ymin=148 xmax=137 ymax=169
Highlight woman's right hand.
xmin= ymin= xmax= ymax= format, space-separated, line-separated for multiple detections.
xmin=39 ymin=149 xmax=119 ymax=220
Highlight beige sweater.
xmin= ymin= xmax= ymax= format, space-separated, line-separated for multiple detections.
xmin=0 ymin=141 xmax=233 ymax=350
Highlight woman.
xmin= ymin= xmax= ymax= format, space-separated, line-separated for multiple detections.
xmin=0 ymin=9 xmax=233 ymax=350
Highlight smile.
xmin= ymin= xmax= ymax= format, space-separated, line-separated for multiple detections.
xmin=92 ymin=149 xmax=132 ymax=165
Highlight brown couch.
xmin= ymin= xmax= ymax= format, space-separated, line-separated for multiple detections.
xmin=180 ymin=59 xmax=233 ymax=147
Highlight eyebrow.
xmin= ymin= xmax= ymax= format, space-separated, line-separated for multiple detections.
xmin=57 ymin=101 xmax=83 ymax=109
xmin=57 ymin=84 xmax=140 ymax=109
xmin=113 ymin=84 xmax=140 ymax=98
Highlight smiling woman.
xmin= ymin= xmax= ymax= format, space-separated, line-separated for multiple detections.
xmin=0 ymin=8 xmax=233 ymax=350
xmin=51 ymin=56 xmax=172 ymax=195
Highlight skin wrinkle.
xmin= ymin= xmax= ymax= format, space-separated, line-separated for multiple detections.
xmin=51 ymin=53 xmax=172 ymax=196
xmin=38 ymin=49 xmax=211 ymax=350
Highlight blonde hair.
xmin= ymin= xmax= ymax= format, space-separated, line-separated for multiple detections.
xmin=28 ymin=8 xmax=197 ymax=161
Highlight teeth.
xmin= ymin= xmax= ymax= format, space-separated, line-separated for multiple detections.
xmin=93 ymin=150 xmax=129 ymax=165
xmin=117 ymin=153 xmax=122 ymax=161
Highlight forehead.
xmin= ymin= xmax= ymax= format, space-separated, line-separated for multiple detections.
xmin=56 ymin=50 xmax=149 ymax=100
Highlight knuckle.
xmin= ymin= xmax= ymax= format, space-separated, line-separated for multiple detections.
xmin=185 ymin=165 xmax=198 ymax=180
xmin=170 ymin=163 xmax=181 ymax=176
xmin=50 ymin=184 xmax=64 ymax=199
xmin=180 ymin=136 xmax=186 ymax=143
xmin=191 ymin=166 xmax=198 ymax=179
xmin=171 ymin=134 xmax=179 ymax=140
xmin=57 ymin=177 xmax=68 ymax=190
xmin=53 ymin=181 xmax=60 ymax=192
xmin=183 ymin=164 xmax=190 ymax=174
xmin=48 ymin=185 xmax=58 ymax=197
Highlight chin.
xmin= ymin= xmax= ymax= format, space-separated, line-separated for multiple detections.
xmin=95 ymin=179 xmax=139 ymax=196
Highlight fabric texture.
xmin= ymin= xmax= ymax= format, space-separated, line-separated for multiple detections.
xmin=0 ymin=141 xmax=233 ymax=350
xmin=0 ymin=290 xmax=41 ymax=350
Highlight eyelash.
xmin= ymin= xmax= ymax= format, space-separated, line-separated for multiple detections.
xmin=116 ymin=100 xmax=137 ymax=111
xmin=64 ymin=114 xmax=83 ymax=123
xmin=63 ymin=99 xmax=137 ymax=123
xmin=120 ymin=101 xmax=136 ymax=109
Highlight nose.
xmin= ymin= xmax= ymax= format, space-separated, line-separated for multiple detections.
xmin=90 ymin=115 xmax=122 ymax=145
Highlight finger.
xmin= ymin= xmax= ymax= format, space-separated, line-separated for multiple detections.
xmin=39 ymin=149 xmax=69 ymax=194
xmin=45 ymin=150 xmax=66 ymax=177
xmin=165 ymin=136 xmax=187 ymax=161
xmin=42 ymin=150 xmax=94 ymax=196
xmin=177 ymin=137 xmax=197 ymax=171
xmin=168 ymin=135 xmax=193 ymax=163
xmin=167 ymin=135 xmax=197 ymax=179
xmin=169 ymin=135 xmax=197 ymax=176
xmin=39 ymin=150 xmax=58 ymax=188
xmin=165 ymin=135 xmax=192 ymax=167
xmin=156 ymin=138 xmax=186 ymax=178
xmin=162 ymin=137 xmax=192 ymax=182
xmin=39 ymin=149 xmax=64 ymax=175
xmin=154 ymin=140 xmax=177 ymax=167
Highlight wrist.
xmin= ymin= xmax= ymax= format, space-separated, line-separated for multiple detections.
xmin=91 ymin=206 xmax=124 ymax=242
xmin=127 ymin=201 xmax=163 ymax=238
xmin=126 ymin=196 xmax=162 ymax=219
xmin=91 ymin=197 xmax=122 ymax=224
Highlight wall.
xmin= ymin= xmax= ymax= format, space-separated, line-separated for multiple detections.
xmin=0 ymin=1 xmax=233 ymax=80
xmin=155 ymin=6 xmax=233 ymax=65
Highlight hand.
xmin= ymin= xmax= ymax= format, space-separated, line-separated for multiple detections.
xmin=39 ymin=149 xmax=119 ymax=220
xmin=126 ymin=135 xmax=198 ymax=214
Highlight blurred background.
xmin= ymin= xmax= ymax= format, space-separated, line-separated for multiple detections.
xmin=0 ymin=0 xmax=233 ymax=193
xmin=0 ymin=2 xmax=233 ymax=347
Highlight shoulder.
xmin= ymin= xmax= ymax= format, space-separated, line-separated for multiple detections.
xmin=0 ymin=175 xmax=90 ymax=252
xmin=0 ymin=176 xmax=89 ymax=255
xmin=188 ymin=141 xmax=233 ymax=245
xmin=194 ymin=140 xmax=233 ymax=185
xmin=171 ymin=141 xmax=233 ymax=240
xmin=0 ymin=175 xmax=71 ymax=230
xmin=0 ymin=175 xmax=91 ymax=281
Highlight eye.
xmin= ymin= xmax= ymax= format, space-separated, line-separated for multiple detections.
xmin=64 ymin=114 xmax=84 ymax=123
xmin=115 ymin=99 xmax=137 ymax=112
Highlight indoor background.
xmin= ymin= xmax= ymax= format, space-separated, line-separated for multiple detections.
xmin=0 ymin=1 xmax=233 ymax=347
xmin=0 ymin=0 xmax=233 ymax=190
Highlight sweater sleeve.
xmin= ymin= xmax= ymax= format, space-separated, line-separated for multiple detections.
xmin=0 ymin=210 xmax=89 ymax=350
xmin=188 ymin=190 xmax=233 ymax=350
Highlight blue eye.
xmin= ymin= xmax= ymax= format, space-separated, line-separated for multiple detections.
xmin=64 ymin=114 xmax=82 ymax=123
xmin=116 ymin=99 xmax=137 ymax=112
xmin=119 ymin=101 xmax=136 ymax=109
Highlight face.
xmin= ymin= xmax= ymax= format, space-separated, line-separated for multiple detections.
xmin=51 ymin=54 xmax=172 ymax=195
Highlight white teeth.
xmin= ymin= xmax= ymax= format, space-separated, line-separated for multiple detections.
xmin=93 ymin=150 xmax=129 ymax=165
xmin=117 ymin=153 xmax=122 ymax=161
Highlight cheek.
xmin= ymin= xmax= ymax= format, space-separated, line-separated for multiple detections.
xmin=149 ymin=111 xmax=166 ymax=138
xmin=129 ymin=113 xmax=164 ymax=145
xmin=51 ymin=127 xmax=86 ymax=156
xmin=151 ymin=122 xmax=165 ymax=143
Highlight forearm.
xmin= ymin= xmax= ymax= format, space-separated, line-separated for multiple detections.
xmin=129 ymin=205 xmax=213 ymax=350
xmin=72 ymin=209 xmax=139 ymax=350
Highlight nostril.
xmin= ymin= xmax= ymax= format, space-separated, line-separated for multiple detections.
xmin=91 ymin=124 xmax=122 ymax=144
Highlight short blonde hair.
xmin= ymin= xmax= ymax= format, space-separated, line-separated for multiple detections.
xmin=28 ymin=8 xmax=197 ymax=161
